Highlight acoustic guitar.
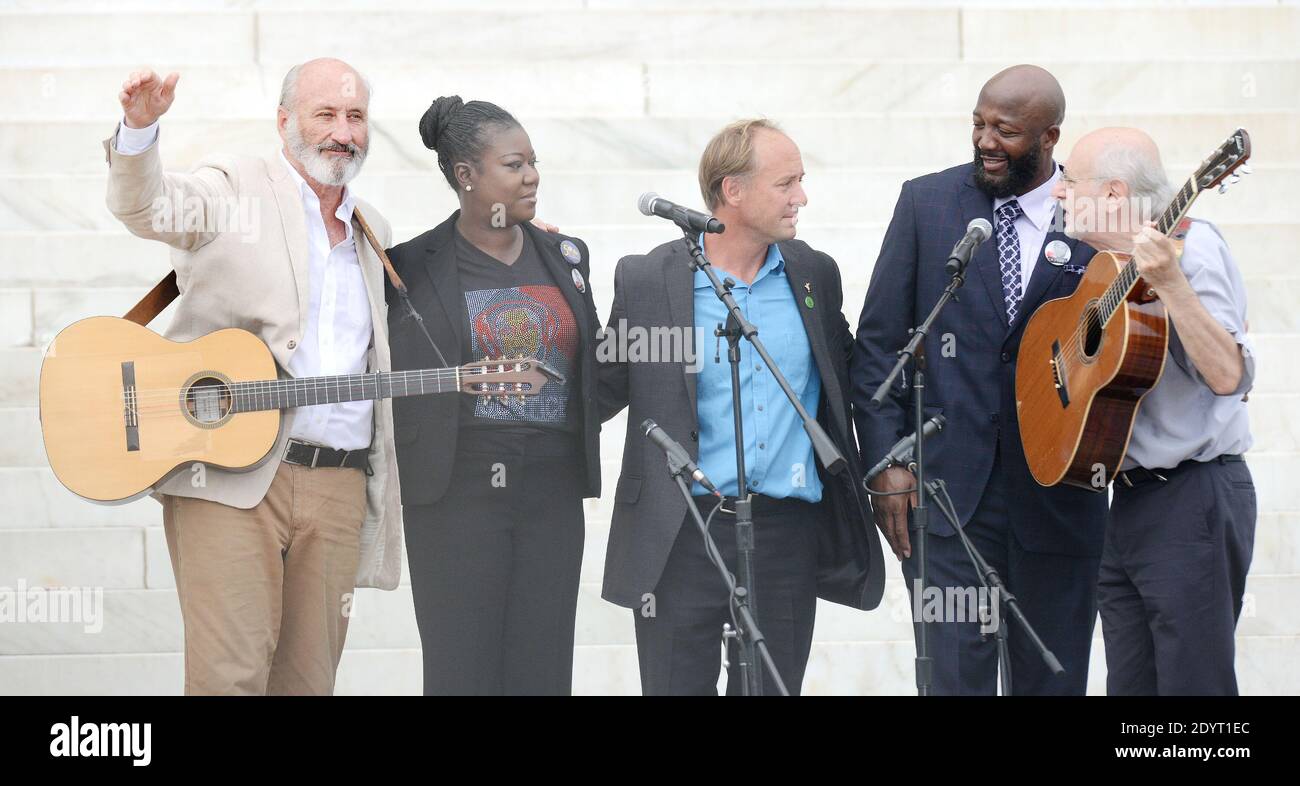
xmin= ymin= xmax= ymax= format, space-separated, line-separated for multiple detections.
xmin=1015 ymin=128 xmax=1251 ymax=490
xmin=39 ymin=316 xmax=558 ymax=503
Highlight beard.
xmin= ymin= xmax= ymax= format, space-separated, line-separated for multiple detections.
xmin=972 ymin=141 xmax=1042 ymax=199
xmin=285 ymin=114 xmax=367 ymax=187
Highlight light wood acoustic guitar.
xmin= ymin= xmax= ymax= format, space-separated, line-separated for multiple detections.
xmin=39 ymin=316 xmax=559 ymax=503
xmin=1015 ymin=128 xmax=1251 ymax=491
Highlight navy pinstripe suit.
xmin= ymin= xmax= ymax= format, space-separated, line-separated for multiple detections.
xmin=851 ymin=162 xmax=1109 ymax=695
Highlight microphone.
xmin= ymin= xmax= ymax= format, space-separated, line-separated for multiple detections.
xmin=945 ymin=218 xmax=993 ymax=275
xmin=642 ymin=419 xmax=722 ymax=497
xmin=863 ymin=414 xmax=946 ymax=485
xmin=638 ymin=192 xmax=725 ymax=235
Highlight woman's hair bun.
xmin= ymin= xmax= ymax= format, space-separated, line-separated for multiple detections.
xmin=418 ymin=95 xmax=465 ymax=151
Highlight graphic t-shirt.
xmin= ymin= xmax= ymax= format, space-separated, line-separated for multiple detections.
xmin=455 ymin=227 xmax=580 ymax=434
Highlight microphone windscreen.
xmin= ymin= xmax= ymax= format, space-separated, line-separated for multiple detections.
xmin=637 ymin=192 xmax=659 ymax=217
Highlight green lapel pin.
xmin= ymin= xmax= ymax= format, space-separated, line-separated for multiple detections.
xmin=804 ymin=282 xmax=814 ymax=309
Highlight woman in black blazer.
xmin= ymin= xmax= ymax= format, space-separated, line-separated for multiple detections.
xmin=384 ymin=96 xmax=602 ymax=695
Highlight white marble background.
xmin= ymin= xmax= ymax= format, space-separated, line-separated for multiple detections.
xmin=1 ymin=0 xmax=1297 ymax=695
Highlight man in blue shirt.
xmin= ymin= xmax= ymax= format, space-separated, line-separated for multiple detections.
xmin=599 ymin=119 xmax=885 ymax=695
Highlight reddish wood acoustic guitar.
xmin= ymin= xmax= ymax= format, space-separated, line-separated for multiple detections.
xmin=1015 ymin=129 xmax=1251 ymax=490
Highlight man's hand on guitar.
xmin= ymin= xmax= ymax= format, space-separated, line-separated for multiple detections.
xmin=869 ymin=465 xmax=917 ymax=561
xmin=1132 ymin=221 xmax=1187 ymax=296
xmin=119 ymin=69 xmax=180 ymax=130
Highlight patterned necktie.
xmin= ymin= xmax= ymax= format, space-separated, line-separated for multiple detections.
xmin=996 ymin=200 xmax=1024 ymax=324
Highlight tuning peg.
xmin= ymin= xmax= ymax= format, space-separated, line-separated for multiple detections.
xmin=1218 ymin=182 xmax=1229 ymax=194
xmin=1240 ymin=164 xmax=1252 ymax=175
xmin=1228 ymin=174 xmax=1241 ymax=185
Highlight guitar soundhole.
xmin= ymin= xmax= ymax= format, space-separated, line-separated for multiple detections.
xmin=1081 ymin=306 xmax=1104 ymax=359
xmin=182 ymin=375 xmax=234 ymax=427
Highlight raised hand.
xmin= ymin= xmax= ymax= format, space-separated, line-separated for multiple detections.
xmin=119 ymin=70 xmax=180 ymax=129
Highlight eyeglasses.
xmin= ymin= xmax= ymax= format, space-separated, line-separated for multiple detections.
xmin=1059 ymin=173 xmax=1109 ymax=187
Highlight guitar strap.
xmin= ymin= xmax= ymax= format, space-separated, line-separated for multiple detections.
xmin=121 ymin=205 xmax=411 ymax=325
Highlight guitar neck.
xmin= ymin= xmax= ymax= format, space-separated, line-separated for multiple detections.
xmin=229 ymin=368 xmax=462 ymax=413
xmin=1098 ymin=174 xmax=1200 ymax=324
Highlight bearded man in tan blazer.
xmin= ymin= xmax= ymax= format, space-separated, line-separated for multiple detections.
xmin=103 ymin=58 xmax=402 ymax=695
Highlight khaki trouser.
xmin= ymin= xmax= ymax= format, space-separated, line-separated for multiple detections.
xmin=161 ymin=462 xmax=367 ymax=695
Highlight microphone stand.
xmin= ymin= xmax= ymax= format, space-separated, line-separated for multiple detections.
xmin=682 ymin=231 xmax=845 ymax=697
xmin=924 ymin=479 xmax=1064 ymax=691
xmin=867 ymin=249 xmax=971 ymax=696
xmin=660 ymin=451 xmax=790 ymax=697
xmin=866 ymin=245 xmax=1062 ymax=696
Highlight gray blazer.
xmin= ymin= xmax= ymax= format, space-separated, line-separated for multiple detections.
xmin=598 ymin=237 xmax=886 ymax=611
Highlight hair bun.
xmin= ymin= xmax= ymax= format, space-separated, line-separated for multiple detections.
xmin=418 ymin=95 xmax=464 ymax=151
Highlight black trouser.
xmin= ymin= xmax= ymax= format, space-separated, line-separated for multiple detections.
xmin=633 ymin=495 xmax=820 ymax=696
xmin=902 ymin=453 xmax=1100 ymax=695
xmin=1099 ymin=456 xmax=1256 ymax=695
xmin=403 ymin=431 xmax=585 ymax=696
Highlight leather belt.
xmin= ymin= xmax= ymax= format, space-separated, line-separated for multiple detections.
xmin=283 ymin=438 xmax=371 ymax=472
xmin=695 ymin=493 xmax=814 ymax=517
xmin=1116 ymin=453 xmax=1243 ymax=488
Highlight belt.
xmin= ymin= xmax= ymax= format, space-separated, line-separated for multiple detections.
xmin=283 ymin=438 xmax=371 ymax=472
xmin=694 ymin=493 xmax=816 ymax=517
xmin=1116 ymin=454 xmax=1243 ymax=488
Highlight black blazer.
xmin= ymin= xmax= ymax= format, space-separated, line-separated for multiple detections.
xmin=384 ymin=212 xmax=602 ymax=507
xmin=851 ymin=162 xmax=1108 ymax=556
xmin=598 ymin=237 xmax=887 ymax=611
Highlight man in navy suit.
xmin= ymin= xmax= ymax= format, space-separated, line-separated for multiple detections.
xmin=852 ymin=65 xmax=1108 ymax=695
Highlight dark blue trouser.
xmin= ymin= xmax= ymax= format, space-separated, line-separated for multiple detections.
xmin=902 ymin=456 xmax=1100 ymax=695
xmin=1099 ymin=457 xmax=1256 ymax=695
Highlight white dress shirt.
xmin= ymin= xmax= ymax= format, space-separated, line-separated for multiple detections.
xmin=993 ymin=164 xmax=1062 ymax=295
xmin=115 ymin=121 xmax=375 ymax=451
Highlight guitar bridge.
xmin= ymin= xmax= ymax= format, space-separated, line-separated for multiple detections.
xmin=1050 ymin=340 xmax=1070 ymax=408
xmin=121 ymin=361 xmax=139 ymax=451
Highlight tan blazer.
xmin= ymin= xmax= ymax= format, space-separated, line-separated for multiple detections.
xmin=102 ymin=131 xmax=403 ymax=590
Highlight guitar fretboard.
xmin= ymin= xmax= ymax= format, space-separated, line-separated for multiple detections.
xmin=1097 ymin=175 xmax=1199 ymax=325
xmin=229 ymin=368 xmax=461 ymax=413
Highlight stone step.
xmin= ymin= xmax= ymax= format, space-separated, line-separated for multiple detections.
xmin=647 ymin=59 xmax=1300 ymax=116
xmin=0 ymin=8 xmax=961 ymax=68
xmin=0 ymin=468 xmax=160 ymax=527
xmin=0 ymin=12 xmax=256 ymax=68
xmin=2 ymin=164 xmax=1293 ymax=233
xmin=6 ymin=111 xmax=1298 ymax=175
xmin=0 ymin=527 xmax=145 ymax=590
xmin=3 ymin=569 xmax=1297 ymax=658
xmin=2 ymin=634 xmax=1296 ymax=695
xmin=4 ymin=221 xmax=1298 ymax=290
xmin=1252 ymin=336 xmax=1300 ymax=394
xmin=7 ymin=5 xmax=1289 ymax=68
xmin=4 ymin=57 xmax=1297 ymax=124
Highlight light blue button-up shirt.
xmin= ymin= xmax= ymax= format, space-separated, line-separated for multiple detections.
xmin=692 ymin=240 xmax=822 ymax=501
xmin=1122 ymin=220 xmax=1255 ymax=470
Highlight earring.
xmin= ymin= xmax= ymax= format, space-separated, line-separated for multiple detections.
xmin=465 ymin=184 xmax=473 ymax=192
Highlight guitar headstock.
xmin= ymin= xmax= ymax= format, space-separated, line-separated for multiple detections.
xmin=458 ymin=356 xmax=561 ymax=403
xmin=1195 ymin=128 xmax=1252 ymax=194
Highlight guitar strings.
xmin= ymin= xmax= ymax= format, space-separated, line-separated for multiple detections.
xmin=126 ymin=367 xmax=534 ymax=414
xmin=122 ymin=366 xmax=526 ymax=403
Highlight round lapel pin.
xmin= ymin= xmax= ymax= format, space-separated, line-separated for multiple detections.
xmin=1044 ymin=240 xmax=1072 ymax=267
xmin=571 ymin=267 xmax=586 ymax=293
xmin=804 ymin=295 xmax=815 ymax=309
xmin=560 ymin=240 xmax=581 ymax=266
